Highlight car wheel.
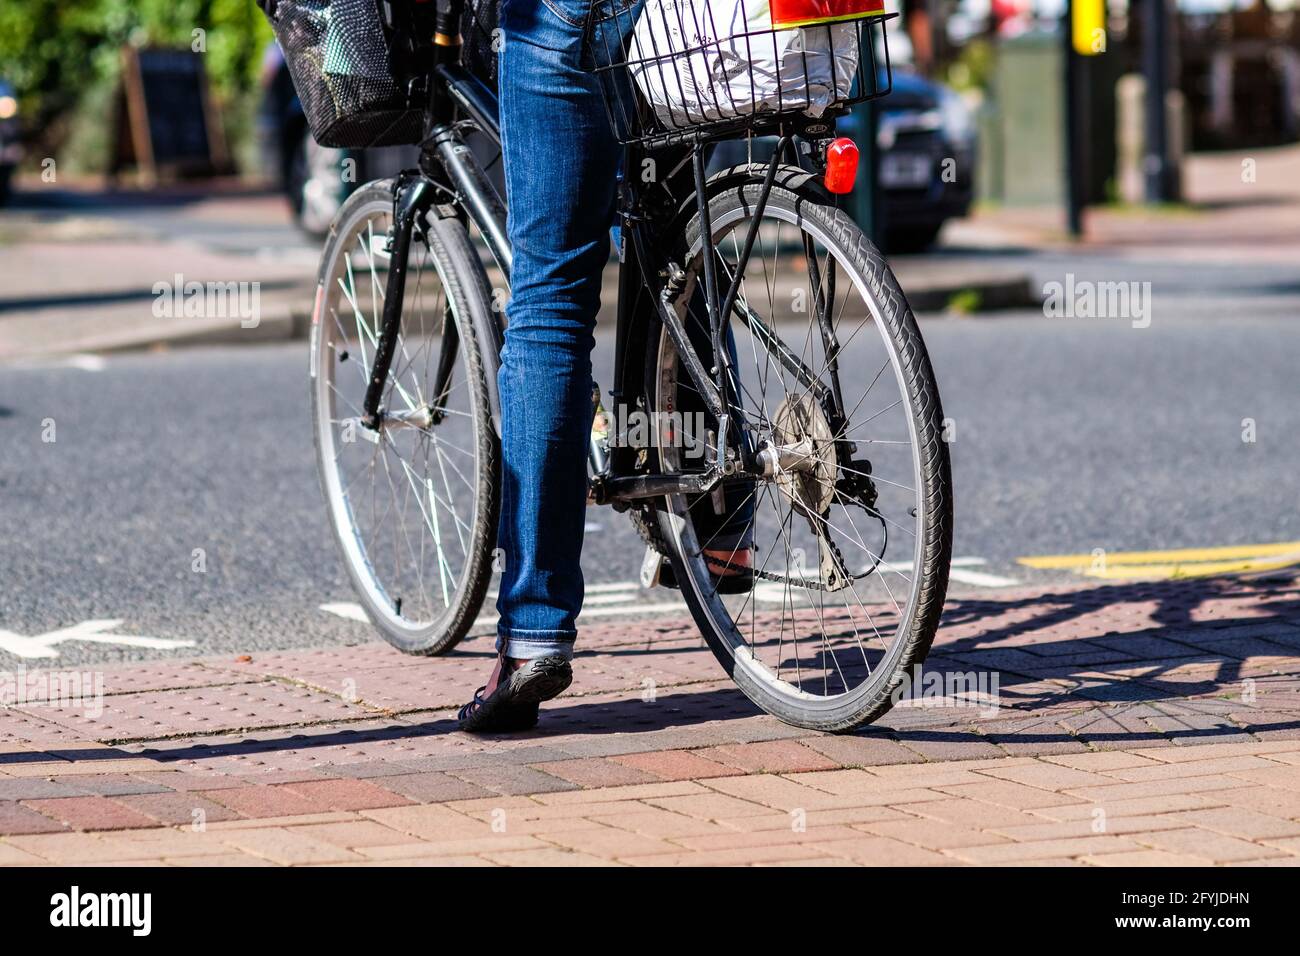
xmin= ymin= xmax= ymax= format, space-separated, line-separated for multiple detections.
xmin=885 ymin=223 xmax=944 ymax=255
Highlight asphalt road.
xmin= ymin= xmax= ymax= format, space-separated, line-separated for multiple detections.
xmin=3 ymin=274 xmax=1299 ymax=667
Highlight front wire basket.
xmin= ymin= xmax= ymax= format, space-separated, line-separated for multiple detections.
xmin=584 ymin=0 xmax=896 ymax=149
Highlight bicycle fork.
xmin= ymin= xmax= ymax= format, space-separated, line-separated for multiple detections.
xmin=360 ymin=171 xmax=435 ymax=432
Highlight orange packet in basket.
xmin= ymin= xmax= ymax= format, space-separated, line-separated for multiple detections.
xmin=769 ymin=0 xmax=886 ymax=29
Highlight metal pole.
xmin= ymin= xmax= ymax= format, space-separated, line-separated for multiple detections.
xmin=858 ymin=97 xmax=883 ymax=246
xmin=1142 ymin=0 xmax=1172 ymax=202
xmin=1063 ymin=0 xmax=1084 ymax=237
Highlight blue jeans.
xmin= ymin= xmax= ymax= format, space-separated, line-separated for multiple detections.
xmin=495 ymin=0 xmax=750 ymax=661
xmin=494 ymin=0 xmax=620 ymax=661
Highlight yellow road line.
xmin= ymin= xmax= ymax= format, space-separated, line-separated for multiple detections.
xmin=1018 ymin=542 xmax=1300 ymax=580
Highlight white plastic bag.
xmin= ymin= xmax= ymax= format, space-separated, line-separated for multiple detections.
xmin=627 ymin=0 xmax=859 ymax=128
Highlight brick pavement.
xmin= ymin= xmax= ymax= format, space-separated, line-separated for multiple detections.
xmin=2 ymin=574 xmax=1300 ymax=865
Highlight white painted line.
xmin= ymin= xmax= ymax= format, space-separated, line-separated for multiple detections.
xmin=319 ymin=602 xmax=369 ymax=623
xmin=9 ymin=354 xmax=106 ymax=372
xmin=0 ymin=620 xmax=194 ymax=660
xmin=585 ymin=581 xmax=639 ymax=594
xmin=948 ymin=568 xmax=1022 ymax=587
xmin=582 ymin=593 xmax=638 ymax=606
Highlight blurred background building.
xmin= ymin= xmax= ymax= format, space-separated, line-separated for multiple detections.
xmin=0 ymin=0 xmax=1297 ymax=242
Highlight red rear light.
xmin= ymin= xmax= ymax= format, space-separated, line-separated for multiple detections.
xmin=823 ymin=137 xmax=859 ymax=194
xmin=770 ymin=0 xmax=886 ymax=29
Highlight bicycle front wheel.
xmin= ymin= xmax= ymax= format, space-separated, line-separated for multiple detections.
xmin=310 ymin=180 xmax=499 ymax=655
xmin=649 ymin=174 xmax=953 ymax=732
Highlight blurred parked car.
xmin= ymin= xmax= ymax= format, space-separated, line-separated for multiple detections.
xmin=0 ymin=79 xmax=22 ymax=206
xmin=712 ymin=71 xmax=977 ymax=253
xmin=852 ymin=71 xmax=978 ymax=252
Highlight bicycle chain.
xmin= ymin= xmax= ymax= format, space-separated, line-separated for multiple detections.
xmin=631 ymin=504 xmax=855 ymax=593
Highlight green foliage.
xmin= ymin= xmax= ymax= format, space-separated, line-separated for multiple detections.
xmin=0 ymin=0 xmax=272 ymax=154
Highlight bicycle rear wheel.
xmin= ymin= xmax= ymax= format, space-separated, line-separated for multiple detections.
xmin=310 ymin=180 xmax=499 ymax=655
xmin=649 ymin=173 xmax=952 ymax=731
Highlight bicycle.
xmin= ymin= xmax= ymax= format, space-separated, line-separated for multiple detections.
xmin=267 ymin=0 xmax=954 ymax=732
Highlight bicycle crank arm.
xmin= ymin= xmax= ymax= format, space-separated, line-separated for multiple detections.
xmin=591 ymin=469 xmax=724 ymax=505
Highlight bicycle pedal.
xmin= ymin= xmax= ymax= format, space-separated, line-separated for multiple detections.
xmin=640 ymin=547 xmax=677 ymax=590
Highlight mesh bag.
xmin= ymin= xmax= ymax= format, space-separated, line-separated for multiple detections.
xmin=260 ymin=0 xmax=436 ymax=148
xmin=461 ymin=0 xmax=501 ymax=89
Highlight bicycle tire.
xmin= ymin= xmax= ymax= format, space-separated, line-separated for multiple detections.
xmin=310 ymin=180 xmax=499 ymax=655
xmin=648 ymin=172 xmax=953 ymax=732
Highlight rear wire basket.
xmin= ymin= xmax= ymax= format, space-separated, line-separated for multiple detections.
xmin=584 ymin=0 xmax=895 ymax=149
xmin=261 ymin=0 xmax=436 ymax=148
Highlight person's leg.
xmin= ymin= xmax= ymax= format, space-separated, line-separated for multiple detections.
xmin=493 ymin=0 xmax=621 ymax=663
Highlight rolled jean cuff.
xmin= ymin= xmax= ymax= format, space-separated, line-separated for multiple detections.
xmin=496 ymin=628 xmax=576 ymax=661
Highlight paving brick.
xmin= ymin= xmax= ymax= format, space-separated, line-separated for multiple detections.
xmin=938 ymin=780 xmax=1087 ymax=811
xmin=1128 ymin=827 xmax=1286 ymax=863
xmin=1042 ymin=751 xmax=1163 ymax=772
xmin=906 ymin=798 xmax=1048 ymax=830
xmin=800 ymin=734 xmax=926 ymax=767
xmin=218 ymin=827 xmax=365 ymax=865
xmin=0 ymin=840 xmax=49 ymax=864
xmin=280 ymin=778 xmax=413 ymax=811
xmin=293 ymin=820 xmax=417 ymax=849
xmin=1227 ymin=765 xmax=1300 ymax=791
xmin=369 ymin=772 xmax=495 ymax=804
xmin=860 ymin=818 xmax=1009 ymax=850
xmin=895 ymin=735 xmax=1006 ymax=762
xmin=1061 ymin=775 xmax=1256 ymax=802
xmin=812 ymin=835 xmax=956 ymax=865
xmin=530 ymin=758 xmax=659 ymax=789
xmin=1028 ymin=793 xmax=1216 ymax=822
xmin=91 ymin=828 xmax=245 ymax=860
xmin=0 ymin=778 xmax=85 ymax=800
xmin=950 ymin=835 xmax=1142 ymax=864
xmin=360 ymin=835 xmax=549 ymax=859
xmin=697 ymin=740 xmax=841 ymax=774
xmin=991 ymin=814 xmax=1192 ymax=840
xmin=857 ymin=765 xmax=1013 ymax=791
xmin=539 ymin=825 xmax=680 ymax=858
xmin=1081 ymin=849 xmax=1211 ymax=866
xmin=531 ymin=781 xmax=705 ymax=805
xmin=587 ymin=808 xmax=731 ymax=839
xmin=620 ymin=843 xmax=829 ymax=866
xmin=61 ymin=774 xmax=173 ymax=797
xmin=206 ymin=785 xmax=334 ymax=818
xmin=700 ymin=774 xmax=865 ymax=812
xmin=609 ymin=750 xmax=744 ymax=781
xmin=646 ymin=790 xmax=775 ymax=820
xmin=1218 ymin=785 xmax=1300 ymax=819
xmin=972 ymin=762 xmax=1117 ymax=791
xmin=450 ymin=765 xmax=577 ymax=796
xmin=1164 ymin=806 xmax=1300 ymax=841
xmin=169 ymin=852 xmax=277 ymax=867
xmin=1102 ymin=754 xmax=1278 ymax=782
xmin=481 ymin=847 xmax=614 ymax=866
xmin=21 ymin=796 xmax=159 ymax=831
xmin=113 ymin=791 xmax=243 ymax=826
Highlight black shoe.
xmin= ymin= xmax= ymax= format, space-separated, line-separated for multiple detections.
xmin=458 ymin=655 xmax=573 ymax=734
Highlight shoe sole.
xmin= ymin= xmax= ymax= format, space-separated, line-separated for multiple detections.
xmin=458 ymin=658 xmax=572 ymax=734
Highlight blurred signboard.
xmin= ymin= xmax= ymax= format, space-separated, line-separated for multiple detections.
xmin=111 ymin=48 xmax=228 ymax=180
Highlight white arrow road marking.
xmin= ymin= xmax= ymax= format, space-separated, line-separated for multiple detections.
xmin=0 ymin=620 xmax=195 ymax=660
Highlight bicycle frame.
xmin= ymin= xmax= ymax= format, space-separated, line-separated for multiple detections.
xmin=360 ymin=55 xmax=838 ymax=508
